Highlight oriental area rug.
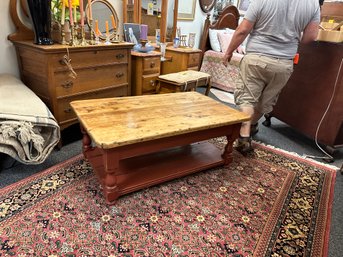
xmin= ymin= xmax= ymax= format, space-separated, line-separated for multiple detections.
xmin=0 ymin=138 xmax=336 ymax=257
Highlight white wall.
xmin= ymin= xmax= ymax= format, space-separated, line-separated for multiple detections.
xmin=1 ymin=0 xmax=20 ymax=77
xmin=0 ymin=0 xmax=211 ymax=77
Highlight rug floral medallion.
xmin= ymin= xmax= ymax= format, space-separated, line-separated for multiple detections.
xmin=0 ymin=138 xmax=336 ymax=257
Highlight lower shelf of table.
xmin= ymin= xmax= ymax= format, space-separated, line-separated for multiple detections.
xmin=86 ymin=140 xmax=226 ymax=198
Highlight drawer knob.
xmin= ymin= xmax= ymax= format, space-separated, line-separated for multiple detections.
xmin=61 ymin=81 xmax=74 ymax=88
xmin=116 ymin=72 xmax=124 ymax=78
xmin=150 ymin=80 xmax=156 ymax=87
xmin=116 ymin=53 xmax=125 ymax=59
xmin=150 ymin=62 xmax=155 ymax=68
xmin=64 ymin=108 xmax=72 ymax=113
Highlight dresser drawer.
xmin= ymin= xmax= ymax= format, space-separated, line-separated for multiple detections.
xmin=187 ymin=53 xmax=200 ymax=68
xmin=55 ymin=64 xmax=128 ymax=97
xmin=56 ymin=86 xmax=128 ymax=124
xmin=143 ymin=57 xmax=160 ymax=74
xmin=142 ymin=74 xmax=159 ymax=94
xmin=52 ymin=49 xmax=128 ymax=70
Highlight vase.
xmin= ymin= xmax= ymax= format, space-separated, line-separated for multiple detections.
xmin=188 ymin=33 xmax=196 ymax=48
xmin=160 ymin=43 xmax=167 ymax=61
xmin=27 ymin=0 xmax=54 ymax=45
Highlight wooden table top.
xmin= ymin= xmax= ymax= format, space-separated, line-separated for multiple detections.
xmin=70 ymin=92 xmax=250 ymax=149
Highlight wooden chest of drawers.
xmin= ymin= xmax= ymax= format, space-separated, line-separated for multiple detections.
xmin=131 ymin=51 xmax=161 ymax=95
xmin=12 ymin=41 xmax=133 ymax=131
xmin=161 ymin=47 xmax=201 ymax=74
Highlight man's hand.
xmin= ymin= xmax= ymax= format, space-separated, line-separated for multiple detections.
xmin=222 ymin=52 xmax=233 ymax=66
xmin=221 ymin=18 xmax=254 ymax=66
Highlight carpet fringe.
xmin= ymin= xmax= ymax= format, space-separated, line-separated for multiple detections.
xmin=253 ymin=140 xmax=339 ymax=171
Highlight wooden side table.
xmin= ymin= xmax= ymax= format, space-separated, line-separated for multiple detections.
xmin=157 ymin=70 xmax=212 ymax=96
xmin=161 ymin=47 xmax=202 ymax=74
xmin=131 ymin=51 xmax=161 ymax=95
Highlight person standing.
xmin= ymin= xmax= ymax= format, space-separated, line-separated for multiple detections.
xmin=222 ymin=0 xmax=321 ymax=154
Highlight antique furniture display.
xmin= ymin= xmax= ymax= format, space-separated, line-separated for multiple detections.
xmin=157 ymin=70 xmax=212 ymax=95
xmin=264 ymin=2 xmax=343 ymax=154
xmin=198 ymin=5 xmax=243 ymax=93
xmin=8 ymin=0 xmax=134 ymax=133
xmin=131 ymin=50 xmax=161 ymax=95
xmin=70 ymin=92 xmax=250 ymax=204
xmin=161 ymin=47 xmax=202 ymax=74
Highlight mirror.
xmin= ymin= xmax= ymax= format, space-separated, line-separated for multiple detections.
xmin=164 ymin=0 xmax=176 ymax=42
xmin=141 ymin=0 xmax=161 ymax=40
xmin=19 ymin=0 xmax=30 ymax=22
xmin=123 ymin=0 xmax=178 ymax=43
xmin=86 ymin=0 xmax=119 ymax=40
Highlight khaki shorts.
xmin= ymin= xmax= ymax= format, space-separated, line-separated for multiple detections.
xmin=234 ymin=53 xmax=294 ymax=114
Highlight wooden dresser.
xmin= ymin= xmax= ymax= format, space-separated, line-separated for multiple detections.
xmin=131 ymin=51 xmax=161 ymax=95
xmin=161 ymin=47 xmax=202 ymax=74
xmin=11 ymin=41 xmax=133 ymax=131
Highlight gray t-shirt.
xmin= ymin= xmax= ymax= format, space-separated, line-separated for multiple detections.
xmin=244 ymin=0 xmax=320 ymax=59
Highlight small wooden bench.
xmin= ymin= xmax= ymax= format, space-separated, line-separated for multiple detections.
xmin=157 ymin=70 xmax=212 ymax=96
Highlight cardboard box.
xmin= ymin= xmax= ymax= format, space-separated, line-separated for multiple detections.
xmin=317 ymin=22 xmax=343 ymax=43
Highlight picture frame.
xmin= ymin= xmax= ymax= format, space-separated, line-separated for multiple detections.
xmin=237 ymin=0 xmax=250 ymax=16
xmin=123 ymin=23 xmax=140 ymax=44
xmin=178 ymin=0 xmax=196 ymax=20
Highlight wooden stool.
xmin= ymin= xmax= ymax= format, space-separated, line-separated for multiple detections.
xmin=157 ymin=70 xmax=212 ymax=96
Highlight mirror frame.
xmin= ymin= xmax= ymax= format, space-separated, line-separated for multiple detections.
xmin=8 ymin=0 xmax=34 ymax=41
xmin=199 ymin=0 xmax=216 ymax=13
xmin=123 ymin=0 xmax=178 ymax=43
xmin=86 ymin=0 xmax=119 ymax=40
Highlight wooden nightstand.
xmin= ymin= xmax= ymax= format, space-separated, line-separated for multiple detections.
xmin=161 ymin=47 xmax=202 ymax=74
xmin=131 ymin=51 xmax=161 ymax=95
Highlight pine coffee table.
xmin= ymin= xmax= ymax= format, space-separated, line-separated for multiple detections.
xmin=70 ymin=92 xmax=250 ymax=204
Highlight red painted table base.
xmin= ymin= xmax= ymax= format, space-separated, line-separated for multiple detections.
xmin=81 ymin=124 xmax=240 ymax=205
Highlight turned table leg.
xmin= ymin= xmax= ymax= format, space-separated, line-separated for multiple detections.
xmin=80 ymin=125 xmax=92 ymax=153
xmin=102 ymin=151 xmax=120 ymax=204
xmin=80 ymin=125 xmax=120 ymax=204
xmin=222 ymin=135 xmax=235 ymax=166
xmin=222 ymin=124 xmax=241 ymax=165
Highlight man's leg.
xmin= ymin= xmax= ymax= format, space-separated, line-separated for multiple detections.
xmin=233 ymin=105 xmax=254 ymax=154
xmin=239 ymin=106 xmax=254 ymax=137
xmin=238 ymin=106 xmax=263 ymax=137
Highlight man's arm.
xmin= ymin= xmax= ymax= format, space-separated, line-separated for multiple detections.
xmin=222 ymin=19 xmax=254 ymax=64
xmin=301 ymin=21 xmax=319 ymax=44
